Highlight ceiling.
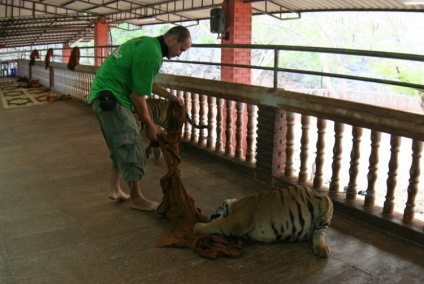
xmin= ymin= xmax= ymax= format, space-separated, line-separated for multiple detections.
xmin=1 ymin=0 xmax=424 ymax=48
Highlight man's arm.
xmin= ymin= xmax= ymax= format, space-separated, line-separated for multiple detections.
xmin=152 ymin=82 xmax=183 ymax=105
xmin=130 ymin=92 xmax=159 ymax=141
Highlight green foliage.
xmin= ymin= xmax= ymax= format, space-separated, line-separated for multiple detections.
xmin=82 ymin=12 xmax=423 ymax=98
xmin=251 ymin=12 xmax=424 ymax=96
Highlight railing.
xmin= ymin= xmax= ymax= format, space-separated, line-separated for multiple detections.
xmin=154 ymin=73 xmax=424 ymax=245
xmin=5 ymin=43 xmax=424 ymax=90
xmin=16 ymin=43 xmax=424 ymax=246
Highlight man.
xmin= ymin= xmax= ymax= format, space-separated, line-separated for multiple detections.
xmin=88 ymin=26 xmax=192 ymax=211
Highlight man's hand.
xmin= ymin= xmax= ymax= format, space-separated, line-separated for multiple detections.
xmin=130 ymin=93 xmax=158 ymax=140
xmin=145 ymin=122 xmax=160 ymax=142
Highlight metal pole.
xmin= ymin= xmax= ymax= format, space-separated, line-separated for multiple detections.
xmin=274 ymin=49 xmax=279 ymax=89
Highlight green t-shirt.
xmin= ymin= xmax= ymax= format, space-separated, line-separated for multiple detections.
xmin=88 ymin=36 xmax=163 ymax=110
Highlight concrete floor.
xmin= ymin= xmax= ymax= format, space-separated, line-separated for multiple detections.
xmin=1 ymin=93 xmax=424 ymax=283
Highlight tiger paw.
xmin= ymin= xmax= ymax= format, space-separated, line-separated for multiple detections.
xmin=313 ymin=243 xmax=330 ymax=258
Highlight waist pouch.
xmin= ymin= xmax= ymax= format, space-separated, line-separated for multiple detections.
xmin=98 ymin=90 xmax=117 ymax=112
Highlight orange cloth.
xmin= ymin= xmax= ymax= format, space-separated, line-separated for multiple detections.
xmin=44 ymin=48 xmax=54 ymax=69
xmin=155 ymin=101 xmax=243 ymax=259
xmin=67 ymin=46 xmax=80 ymax=70
xmin=30 ymin=49 xmax=39 ymax=66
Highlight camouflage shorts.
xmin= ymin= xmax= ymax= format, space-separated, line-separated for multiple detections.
xmin=92 ymin=97 xmax=146 ymax=182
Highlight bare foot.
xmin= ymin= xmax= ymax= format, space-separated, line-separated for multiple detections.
xmin=109 ymin=191 xmax=130 ymax=201
xmin=131 ymin=198 xmax=159 ymax=211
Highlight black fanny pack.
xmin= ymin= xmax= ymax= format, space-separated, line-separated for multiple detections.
xmin=98 ymin=90 xmax=117 ymax=112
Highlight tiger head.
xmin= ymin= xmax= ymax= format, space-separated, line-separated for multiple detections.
xmin=209 ymin=198 xmax=238 ymax=220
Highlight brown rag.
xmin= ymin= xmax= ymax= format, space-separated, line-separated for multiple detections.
xmin=44 ymin=48 xmax=54 ymax=69
xmin=30 ymin=49 xmax=40 ymax=66
xmin=192 ymin=234 xmax=243 ymax=259
xmin=155 ymin=101 xmax=244 ymax=259
xmin=67 ymin=47 xmax=80 ymax=70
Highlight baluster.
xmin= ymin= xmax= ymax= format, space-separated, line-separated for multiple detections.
xmin=246 ymin=104 xmax=257 ymax=164
xmin=57 ymin=70 xmax=61 ymax=91
xmin=72 ymin=71 xmax=76 ymax=95
xmin=68 ymin=71 xmax=71 ymax=94
xmin=81 ymin=73 xmax=86 ymax=102
xmin=77 ymin=73 xmax=81 ymax=99
xmin=235 ymin=102 xmax=245 ymax=160
xmin=190 ymin=93 xmax=199 ymax=143
xmin=79 ymin=73 xmax=83 ymax=99
xmin=85 ymin=74 xmax=88 ymax=94
xmin=284 ymin=112 xmax=295 ymax=177
xmin=72 ymin=72 xmax=77 ymax=98
xmin=403 ymin=140 xmax=423 ymax=223
xmin=83 ymin=73 xmax=86 ymax=100
xmin=225 ymin=100 xmax=234 ymax=156
xmin=79 ymin=73 xmax=82 ymax=96
xmin=176 ymin=90 xmax=183 ymax=136
xmin=198 ymin=95 xmax=207 ymax=147
xmin=383 ymin=135 xmax=401 ymax=215
xmin=177 ymin=90 xmax=184 ymax=104
xmin=207 ymin=96 xmax=217 ymax=150
xmin=346 ymin=126 xmax=363 ymax=201
xmin=63 ymin=71 xmax=67 ymax=93
xmin=298 ymin=115 xmax=310 ymax=183
xmin=215 ymin=98 xmax=224 ymax=153
xmin=60 ymin=71 xmax=63 ymax=91
xmin=183 ymin=91 xmax=192 ymax=140
xmin=313 ymin=118 xmax=327 ymax=189
xmin=329 ymin=122 xmax=345 ymax=194
xmin=88 ymin=73 xmax=92 ymax=100
xmin=59 ymin=72 xmax=63 ymax=91
xmin=83 ymin=73 xmax=87 ymax=101
xmin=75 ymin=73 xmax=79 ymax=97
xmin=72 ymin=71 xmax=76 ymax=94
xmin=364 ymin=130 xmax=381 ymax=209
xmin=66 ymin=71 xmax=70 ymax=94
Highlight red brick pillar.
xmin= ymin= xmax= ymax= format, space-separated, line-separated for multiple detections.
xmin=62 ymin=42 xmax=71 ymax=64
xmin=94 ymin=16 xmax=109 ymax=66
xmin=220 ymin=0 xmax=252 ymax=157
xmin=221 ymin=0 xmax=251 ymax=83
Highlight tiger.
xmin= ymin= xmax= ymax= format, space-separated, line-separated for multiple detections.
xmin=138 ymin=98 xmax=207 ymax=159
xmin=193 ymin=185 xmax=333 ymax=258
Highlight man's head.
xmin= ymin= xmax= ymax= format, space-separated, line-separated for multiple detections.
xmin=163 ymin=26 xmax=192 ymax=59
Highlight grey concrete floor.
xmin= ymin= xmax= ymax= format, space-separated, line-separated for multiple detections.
xmin=1 ymin=90 xmax=424 ymax=283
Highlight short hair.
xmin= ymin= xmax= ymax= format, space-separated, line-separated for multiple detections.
xmin=164 ymin=26 xmax=191 ymax=43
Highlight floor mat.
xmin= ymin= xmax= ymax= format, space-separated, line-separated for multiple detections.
xmin=0 ymin=81 xmax=51 ymax=109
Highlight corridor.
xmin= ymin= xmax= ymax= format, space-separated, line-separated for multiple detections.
xmin=0 ymin=87 xmax=423 ymax=283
